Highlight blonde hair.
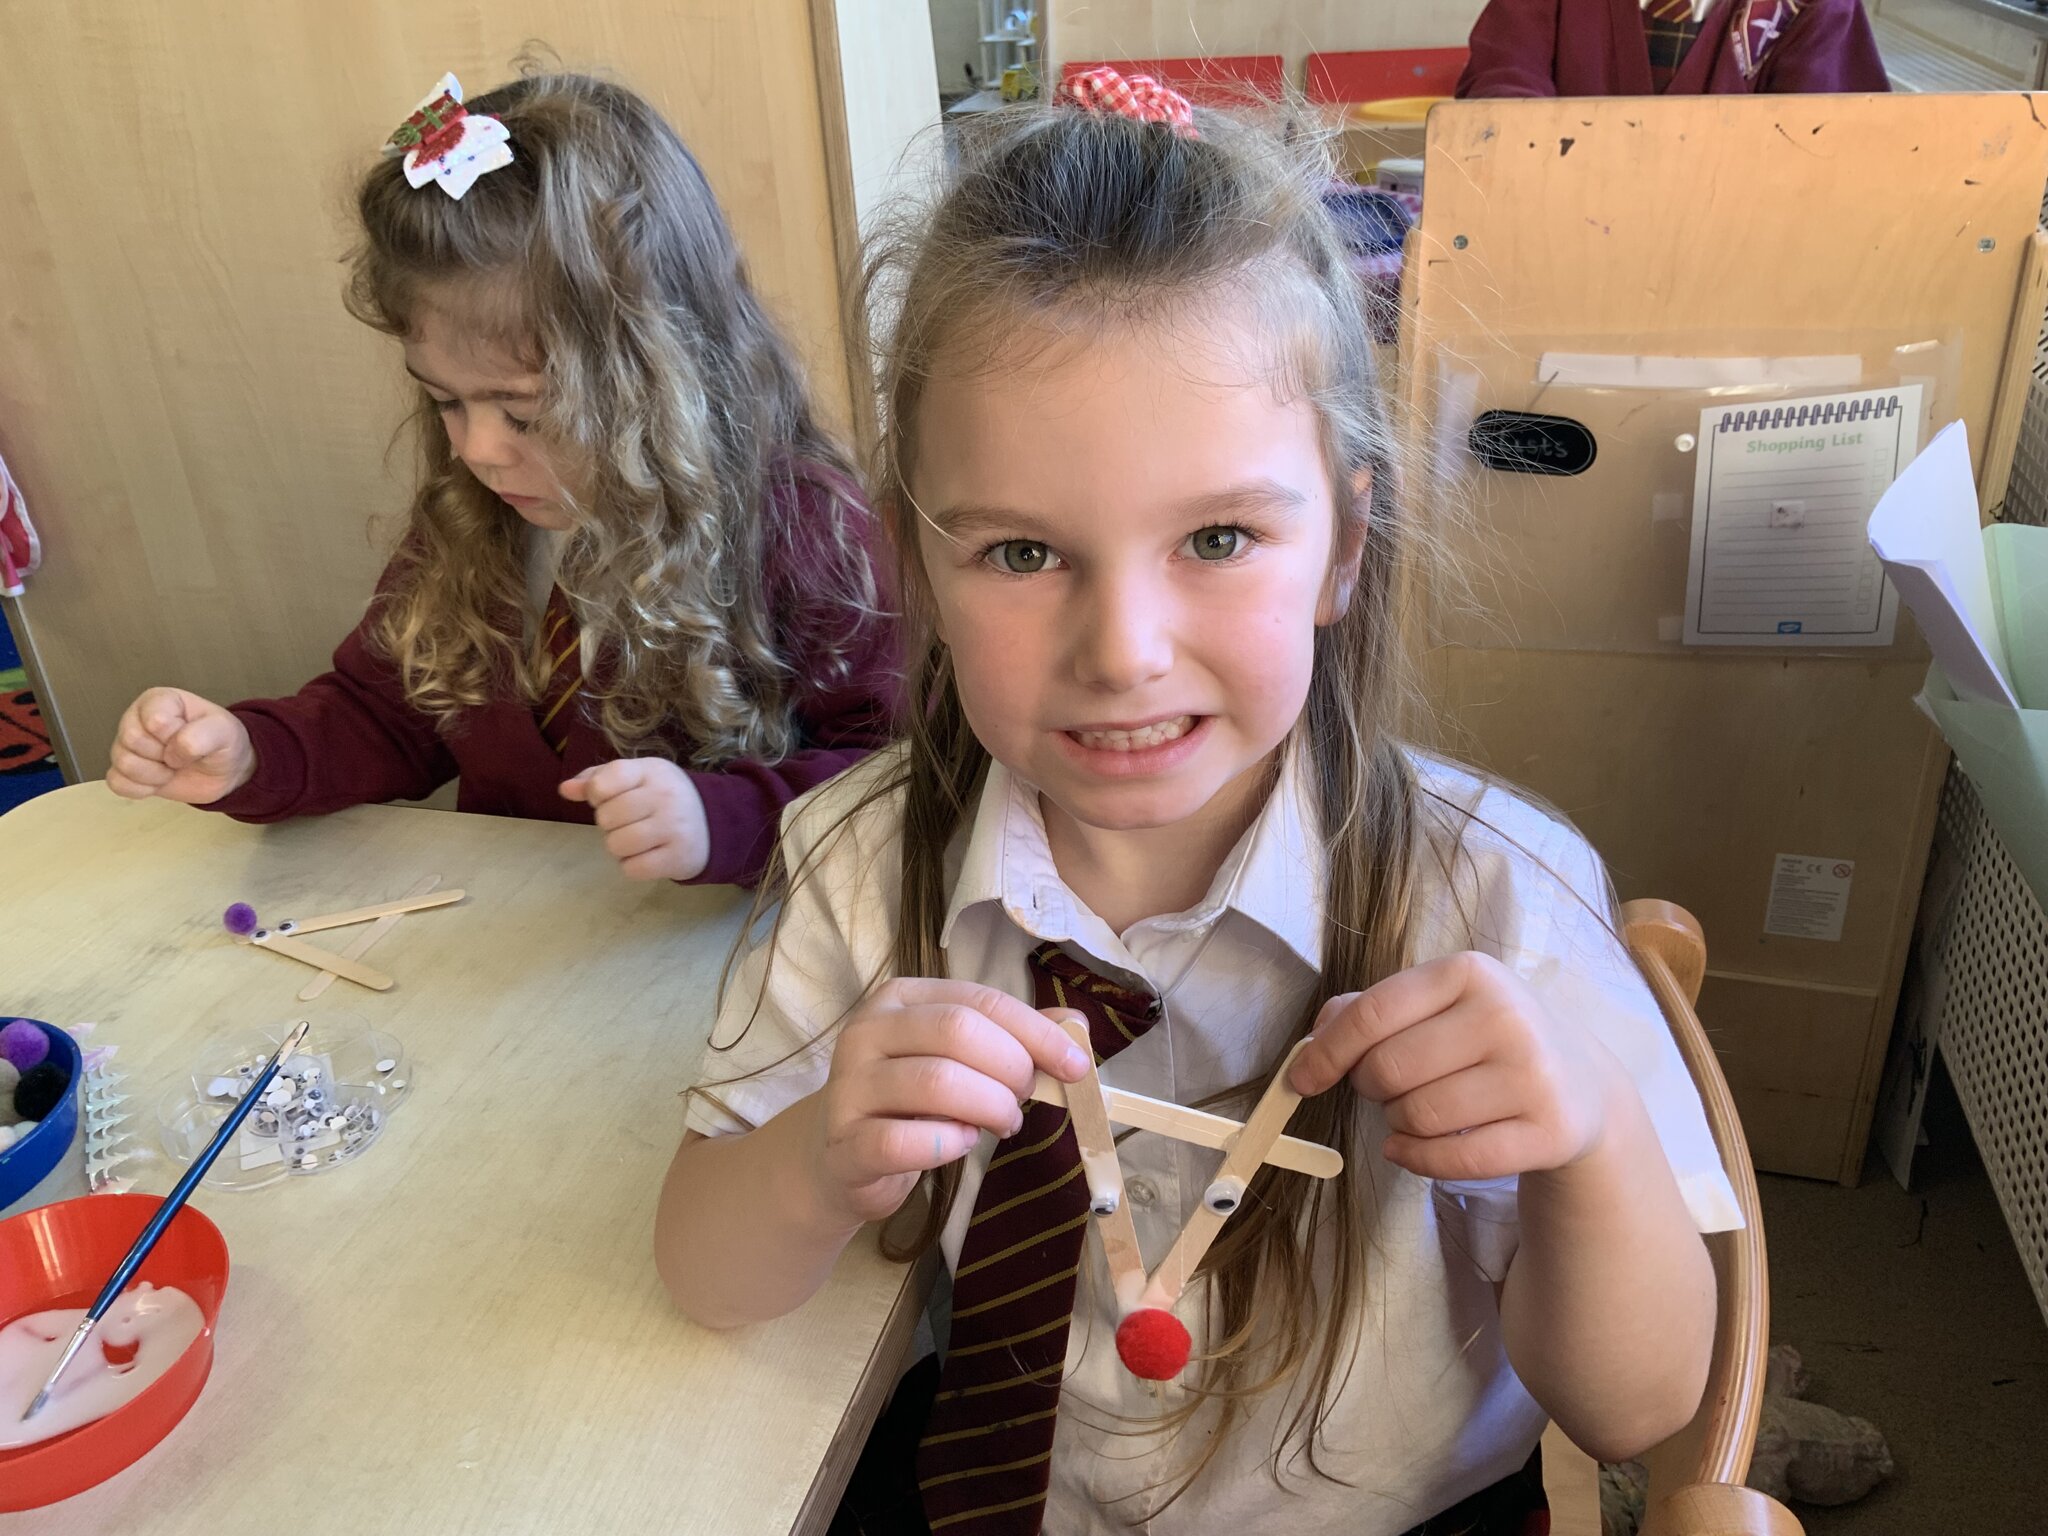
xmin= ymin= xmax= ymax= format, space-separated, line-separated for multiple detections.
xmin=348 ymin=69 xmax=875 ymax=762
xmin=843 ymin=100 xmax=1437 ymax=1498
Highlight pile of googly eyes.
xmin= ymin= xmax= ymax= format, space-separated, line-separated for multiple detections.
xmin=157 ymin=1022 xmax=413 ymax=1191
xmin=206 ymin=1054 xmax=383 ymax=1172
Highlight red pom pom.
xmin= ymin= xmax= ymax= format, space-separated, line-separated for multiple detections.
xmin=1115 ymin=1308 xmax=1191 ymax=1380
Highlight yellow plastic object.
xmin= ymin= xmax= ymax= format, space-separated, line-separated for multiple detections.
xmin=1001 ymin=62 xmax=1039 ymax=102
xmin=1349 ymin=95 xmax=1447 ymax=123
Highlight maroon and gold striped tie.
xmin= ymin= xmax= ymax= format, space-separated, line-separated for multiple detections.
xmin=534 ymin=585 xmax=582 ymax=755
xmin=915 ymin=943 xmax=1161 ymax=1534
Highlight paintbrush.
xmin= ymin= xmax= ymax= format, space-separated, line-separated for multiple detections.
xmin=19 ymin=1019 xmax=312 ymax=1422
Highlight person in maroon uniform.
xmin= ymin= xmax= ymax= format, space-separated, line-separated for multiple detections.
xmin=1458 ymin=0 xmax=1889 ymax=97
xmin=107 ymin=72 xmax=899 ymax=889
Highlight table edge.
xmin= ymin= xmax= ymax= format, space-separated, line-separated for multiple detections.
xmin=791 ymin=1246 xmax=938 ymax=1536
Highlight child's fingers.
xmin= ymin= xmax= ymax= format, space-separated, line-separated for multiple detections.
xmin=1290 ymin=954 xmax=1481 ymax=1095
xmin=1381 ymin=1063 xmax=1520 ymax=1143
xmin=107 ymin=745 xmax=175 ymax=791
xmin=1383 ymin=1119 xmax=1547 ymax=1183
xmin=850 ymin=1001 xmax=1043 ymax=1101
xmin=855 ymin=1057 xmax=1029 ymax=1140
xmin=1346 ymin=1007 xmax=1494 ymax=1103
xmin=592 ymin=788 xmax=660 ymax=834
xmin=164 ymin=712 xmax=244 ymax=771
xmin=834 ymin=1117 xmax=985 ymax=1186
xmin=134 ymin=688 xmax=191 ymax=743
xmin=106 ymin=761 xmax=169 ymax=799
xmin=604 ymin=818 xmax=670 ymax=862
xmin=116 ymin=713 xmax=170 ymax=764
xmin=884 ymin=978 xmax=1091 ymax=1082
xmin=564 ymin=758 xmax=646 ymax=808
xmin=616 ymin=848 xmax=684 ymax=882
xmin=556 ymin=769 xmax=595 ymax=803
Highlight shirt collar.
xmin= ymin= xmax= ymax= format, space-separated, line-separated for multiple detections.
xmin=941 ymin=748 xmax=1325 ymax=972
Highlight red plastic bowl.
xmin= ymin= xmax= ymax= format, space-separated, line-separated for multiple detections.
xmin=0 ymin=1194 xmax=230 ymax=1511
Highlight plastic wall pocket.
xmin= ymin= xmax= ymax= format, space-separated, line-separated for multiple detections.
xmin=1468 ymin=411 xmax=1598 ymax=476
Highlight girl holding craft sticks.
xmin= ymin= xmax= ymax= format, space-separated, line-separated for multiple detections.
xmin=107 ymin=70 xmax=897 ymax=888
xmin=657 ymin=73 xmax=1741 ymax=1535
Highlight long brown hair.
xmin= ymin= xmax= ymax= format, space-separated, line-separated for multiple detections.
xmin=348 ymin=68 xmax=875 ymax=761
xmin=845 ymin=100 xmax=1441 ymax=1495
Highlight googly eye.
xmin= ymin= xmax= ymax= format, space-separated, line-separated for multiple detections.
xmin=1203 ymin=1177 xmax=1245 ymax=1216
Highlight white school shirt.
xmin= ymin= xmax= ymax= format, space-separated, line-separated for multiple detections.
xmin=686 ymin=745 xmax=1742 ymax=1535
xmin=524 ymin=526 xmax=600 ymax=679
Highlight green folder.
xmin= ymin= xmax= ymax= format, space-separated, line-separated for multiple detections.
xmin=1920 ymin=523 xmax=2048 ymax=911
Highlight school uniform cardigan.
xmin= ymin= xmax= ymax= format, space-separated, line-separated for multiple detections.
xmin=206 ymin=468 xmax=901 ymax=888
xmin=1456 ymin=0 xmax=1891 ymax=98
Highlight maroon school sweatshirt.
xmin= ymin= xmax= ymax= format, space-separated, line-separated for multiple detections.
xmin=208 ymin=465 xmax=901 ymax=888
xmin=1457 ymin=0 xmax=1890 ymax=97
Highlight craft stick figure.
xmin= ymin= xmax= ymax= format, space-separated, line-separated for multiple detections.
xmin=222 ymin=884 xmax=464 ymax=995
xmin=297 ymin=875 xmax=444 ymax=1001
xmin=1030 ymin=1021 xmax=1341 ymax=1381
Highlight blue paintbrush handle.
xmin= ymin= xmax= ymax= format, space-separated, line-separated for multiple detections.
xmin=82 ymin=1024 xmax=305 ymax=1323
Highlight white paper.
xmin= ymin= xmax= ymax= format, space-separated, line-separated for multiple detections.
xmin=1683 ymin=385 xmax=1922 ymax=646
xmin=239 ymin=1122 xmax=340 ymax=1172
xmin=1537 ymin=352 xmax=1862 ymax=390
xmin=1866 ymin=421 xmax=2020 ymax=708
xmin=1763 ymin=853 xmax=1855 ymax=942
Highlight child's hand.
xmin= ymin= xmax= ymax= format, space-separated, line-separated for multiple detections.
xmin=809 ymin=979 xmax=1094 ymax=1227
xmin=107 ymin=688 xmax=257 ymax=805
xmin=1289 ymin=952 xmax=1629 ymax=1182
xmin=559 ymin=758 xmax=710 ymax=881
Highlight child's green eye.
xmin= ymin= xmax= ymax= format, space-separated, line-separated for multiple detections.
xmin=990 ymin=540 xmax=1054 ymax=574
xmin=430 ymin=397 xmax=460 ymax=414
xmin=503 ymin=414 xmax=533 ymax=435
xmin=1188 ymin=526 xmax=1242 ymax=561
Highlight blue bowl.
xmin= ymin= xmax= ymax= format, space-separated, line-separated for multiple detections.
xmin=0 ymin=1019 xmax=81 ymax=1209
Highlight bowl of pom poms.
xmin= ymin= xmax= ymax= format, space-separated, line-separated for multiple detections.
xmin=0 ymin=1019 xmax=81 ymax=1210
xmin=0 ymin=1193 xmax=230 ymax=1509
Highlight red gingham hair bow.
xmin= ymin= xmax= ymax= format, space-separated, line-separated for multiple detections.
xmin=1059 ymin=67 xmax=1198 ymax=138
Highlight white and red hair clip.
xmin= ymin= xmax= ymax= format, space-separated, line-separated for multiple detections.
xmin=0 ymin=447 xmax=39 ymax=598
xmin=1058 ymin=66 xmax=1198 ymax=139
xmin=382 ymin=73 xmax=514 ymax=200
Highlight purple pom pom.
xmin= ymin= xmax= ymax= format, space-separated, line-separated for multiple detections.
xmin=0 ymin=1020 xmax=49 ymax=1072
xmin=224 ymin=902 xmax=259 ymax=937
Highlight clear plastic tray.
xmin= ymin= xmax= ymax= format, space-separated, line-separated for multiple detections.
xmin=156 ymin=1017 xmax=412 ymax=1191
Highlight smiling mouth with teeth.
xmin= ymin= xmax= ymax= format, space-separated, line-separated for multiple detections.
xmin=1070 ymin=716 xmax=1196 ymax=751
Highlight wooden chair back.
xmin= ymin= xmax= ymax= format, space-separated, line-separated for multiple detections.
xmin=1562 ymin=901 xmax=1806 ymax=1535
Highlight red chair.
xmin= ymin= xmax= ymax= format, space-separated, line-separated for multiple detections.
xmin=1059 ymin=56 xmax=1285 ymax=109
xmin=1304 ymin=48 xmax=1470 ymax=104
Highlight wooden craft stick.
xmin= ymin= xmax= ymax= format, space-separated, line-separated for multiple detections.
xmin=279 ymin=888 xmax=465 ymax=937
xmin=299 ymin=875 xmax=441 ymax=1001
xmin=1049 ymin=1015 xmax=1148 ymax=1313
xmin=1138 ymin=1039 xmax=1315 ymax=1312
xmin=1028 ymin=1075 xmax=1342 ymax=1181
xmin=251 ymin=931 xmax=394 ymax=992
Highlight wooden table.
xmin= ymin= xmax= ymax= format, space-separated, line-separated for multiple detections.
xmin=0 ymin=786 xmax=917 ymax=1534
